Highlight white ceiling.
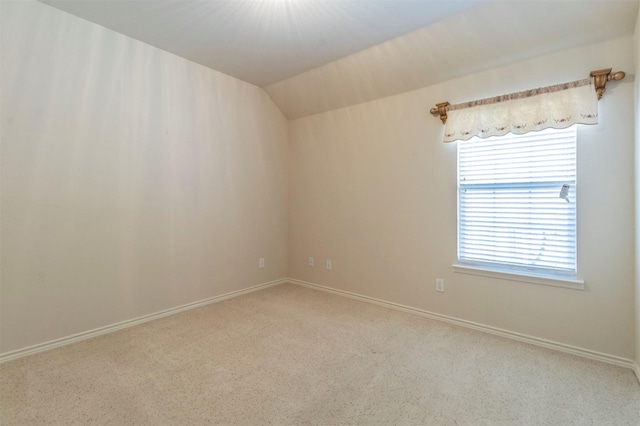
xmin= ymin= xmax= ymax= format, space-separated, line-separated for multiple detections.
xmin=40 ymin=0 xmax=486 ymax=87
xmin=40 ymin=0 xmax=639 ymax=119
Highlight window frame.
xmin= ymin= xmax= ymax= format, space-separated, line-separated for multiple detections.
xmin=453 ymin=126 xmax=584 ymax=290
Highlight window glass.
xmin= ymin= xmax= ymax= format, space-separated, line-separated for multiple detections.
xmin=457 ymin=126 xmax=577 ymax=278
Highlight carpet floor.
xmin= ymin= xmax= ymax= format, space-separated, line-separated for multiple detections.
xmin=1 ymin=283 xmax=639 ymax=425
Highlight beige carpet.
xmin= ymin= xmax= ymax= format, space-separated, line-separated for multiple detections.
xmin=1 ymin=283 xmax=639 ymax=425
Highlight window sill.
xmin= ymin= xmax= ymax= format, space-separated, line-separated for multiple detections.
xmin=452 ymin=264 xmax=584 ymax=290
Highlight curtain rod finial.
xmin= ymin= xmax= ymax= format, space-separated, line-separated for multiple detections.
xmin=430 ymin=102 xmax=450 ymax=124
xmin=590 ymin=68 xmax=625 ymax=100
xmin=610 ymin=71 xmax=625 ymax=81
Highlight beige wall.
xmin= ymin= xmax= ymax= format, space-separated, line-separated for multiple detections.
xmin=0 ymin=1 xmax=289 ymax=353
xmin=289 ymin=36 xmax=636 ymax=359
xmin=635 ymin=6 xmax=640 ymax=370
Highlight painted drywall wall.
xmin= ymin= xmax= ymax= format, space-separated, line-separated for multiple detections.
xmin=635 ymin=5 xmax=640 ymax=372
xmin=289 ymin=37 xmax=636 ymax=359
xmin=0 ymin=1 xmax=289 ymax=354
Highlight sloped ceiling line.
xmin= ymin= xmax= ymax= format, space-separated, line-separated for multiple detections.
xmin=40 ymin=0 xmax=639 ymax=120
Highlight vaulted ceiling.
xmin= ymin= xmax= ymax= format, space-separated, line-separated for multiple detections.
xmin=41 ymin=0 xmax=639 ymax=119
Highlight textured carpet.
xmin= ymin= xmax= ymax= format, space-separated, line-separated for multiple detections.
xmin=1 ymin=283 xmax=639 ymax=425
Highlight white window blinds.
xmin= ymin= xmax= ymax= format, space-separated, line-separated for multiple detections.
xmin=457 ymin=126 xmax=577 ymax=278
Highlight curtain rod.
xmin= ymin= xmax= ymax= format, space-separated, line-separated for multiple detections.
xmin=429 ymin=68 xmax=626 ymax=124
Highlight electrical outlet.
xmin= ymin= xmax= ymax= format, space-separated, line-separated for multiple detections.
xmin=259 ymin=258 xmax=265 ymax=268
xmin=308 ymin=256 xmax=314 ymax=267
xmin=326 ymin=260 xmax=332 ymax=270
xmin=436 ymin=278 xmax=444 ymax=292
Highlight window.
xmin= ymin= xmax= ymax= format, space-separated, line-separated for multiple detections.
xmin=457 ymin=126 xmax=577 ymax=280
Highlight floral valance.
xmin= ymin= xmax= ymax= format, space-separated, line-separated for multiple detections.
xmin=442 ymin=78 xmax=598 ymax=143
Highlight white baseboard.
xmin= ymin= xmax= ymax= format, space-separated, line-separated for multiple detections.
xmin=0 ymin=278 xmax=288 ymax=364
xmin=4 ymin=276 xmax=636 ymax=376
xmin=287 ymin=278 xmax=637 ymax=372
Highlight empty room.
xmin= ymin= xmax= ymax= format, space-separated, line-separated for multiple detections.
xmin=1 ymin=0 xmax=640 ymax=424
